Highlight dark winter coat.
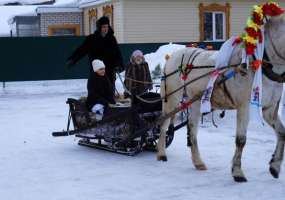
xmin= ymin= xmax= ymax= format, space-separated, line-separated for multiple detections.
xmin=86 ymin=72 xmax=115 ymax=111
xmin=67 ymin=28 xmax=124 ymax=85
xmin=124 ymin=61 xmax=153 ymax=96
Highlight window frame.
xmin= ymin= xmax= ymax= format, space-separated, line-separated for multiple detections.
xmin=103 ymin=4 xmax=114 ymax=28
xmin=199 ymin=3 xmax=230 ymax=42
xmin=48 ymin=24 xmax=80 ymax=36
xmin=88 ymin=8 xmax=97 ymax=34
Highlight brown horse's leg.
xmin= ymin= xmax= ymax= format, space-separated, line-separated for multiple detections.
xmin=263 ymin=100 xmax=285 ymax=179
xmin=189 ymin=101 xmax=207 ymax=170
xmin=232 ymin=104 xmax=249 ymax=182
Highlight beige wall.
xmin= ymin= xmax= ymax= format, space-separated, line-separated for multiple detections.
xmin=113 ymin=0 xmax=124 ymax=42
xmin=122 ymin=0 xmax=199 ymax=43
xmin=121 ymin=0 xmax=285 ymax=43
xmin=229 ymin=0 xmax=285 ymax=36
xmin=82 ymin=0 xmax=285 ymax=43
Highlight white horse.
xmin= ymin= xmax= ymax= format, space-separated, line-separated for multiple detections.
xmin=157 ymin=15 xmax=285 ymax=182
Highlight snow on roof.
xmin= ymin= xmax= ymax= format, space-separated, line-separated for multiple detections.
xmin=36 ymin=0 xmax=81 ymax=13
xmin=53 ymin=0 xmax=78 ymax=6
xmin=0 ymin=0 xmax=51 ymax=5
xmin=0 ymin=5 xmax=37 ymax=36
xmin=0 ymin=0 xmax=81 ymax=36
xmin=7 ymin=10 xmax=37 ymax=24
xmin=0 ymin=0 xmax=77 ymax=6
xmin=0 ymin=0 xmax=111 ymax=36
xmin=78 ymin=0 xmax=111 ymax=8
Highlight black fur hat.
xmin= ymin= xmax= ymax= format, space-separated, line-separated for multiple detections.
xmin=96 ymin=16 xmax=110 ymax=29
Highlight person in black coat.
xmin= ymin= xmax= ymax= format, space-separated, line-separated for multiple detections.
xmin=87 ymin=59 xmax=115 ymax=112
xmin=67 ymin=16 xmax=124 ymax=93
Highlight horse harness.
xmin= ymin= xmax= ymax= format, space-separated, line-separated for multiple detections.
xmin=122 ymin=46 xmax=285 ymax=111
xmin=162 ymin=49 xmax=239 ymax=105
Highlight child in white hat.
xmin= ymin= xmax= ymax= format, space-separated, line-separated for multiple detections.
xmin=86 ymin=59 xmax=115 ymax=120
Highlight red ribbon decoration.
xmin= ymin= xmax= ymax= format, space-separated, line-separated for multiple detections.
xmin=187 ymin=64 xmax=193 ymax=69
xmin=251 ymin=59 xmax=262 ymax=71
xmin=179 ymin=101 xmax=192 ymax=111
xmin=181 ymin=74 xmax=188 ymax=81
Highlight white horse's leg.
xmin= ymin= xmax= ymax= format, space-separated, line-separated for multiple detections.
xmin=263 ymin=101 xmax=285 ymax=178
xmin=156 ymin=117 xmax=169 ymax=161
xmin=232 ymin=104 xmax=249 ymax=182
xmin=157 ymin=116 xmax=175 ymax=161
xmin=188 ymin=101 xmax=207 ymax=170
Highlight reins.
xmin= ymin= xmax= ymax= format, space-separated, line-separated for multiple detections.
xmin=117 ymin=63 xmax=240 ymax=104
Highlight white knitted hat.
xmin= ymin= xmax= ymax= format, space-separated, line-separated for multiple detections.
xmin=92 ymin=59 xmax=105 ymax=72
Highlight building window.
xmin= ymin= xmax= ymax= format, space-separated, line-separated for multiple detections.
xmin=199 ymin=3 xmax=230 ymax=42
xmin=48 ymin=24 xmax=80 ymax=36
xmin=88 ymin=8 xmax=97 ymax=33
xmin=103 ymin=4 xmax=114 ymax=27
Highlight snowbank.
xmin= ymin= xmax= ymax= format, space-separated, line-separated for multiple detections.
xmin=144 ymin=43 xmax=185 ymax=72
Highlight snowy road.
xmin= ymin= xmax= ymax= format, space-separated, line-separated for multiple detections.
xmin=1 ymin=80 xmax=285 ymax=200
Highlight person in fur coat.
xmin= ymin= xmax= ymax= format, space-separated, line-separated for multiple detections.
xmin=124 ymin=50 xmax=153 ymax=97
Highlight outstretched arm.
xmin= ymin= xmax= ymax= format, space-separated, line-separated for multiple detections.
xmin=67 ymin=36 xmax=91 ymax=66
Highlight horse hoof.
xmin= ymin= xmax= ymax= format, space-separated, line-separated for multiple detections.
xmin=157 ymin=155 xmax=167 ymax=162
xmin=269 ymin=167 xmax=279 ymax=179
xmin=233 ymin=176 xmax=247 ymax=182
xmin=195 ymin=164 xmax=207 ymax=170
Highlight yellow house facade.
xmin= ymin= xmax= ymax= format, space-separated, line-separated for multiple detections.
xmin=79 ymin=0 xmax=285 ymax=43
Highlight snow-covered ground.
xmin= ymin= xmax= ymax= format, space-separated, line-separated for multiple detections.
xmin=1 ymin=43 xmax=285 ymax=199
xmin=1 ymin=79 xmax=285 ymax=200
